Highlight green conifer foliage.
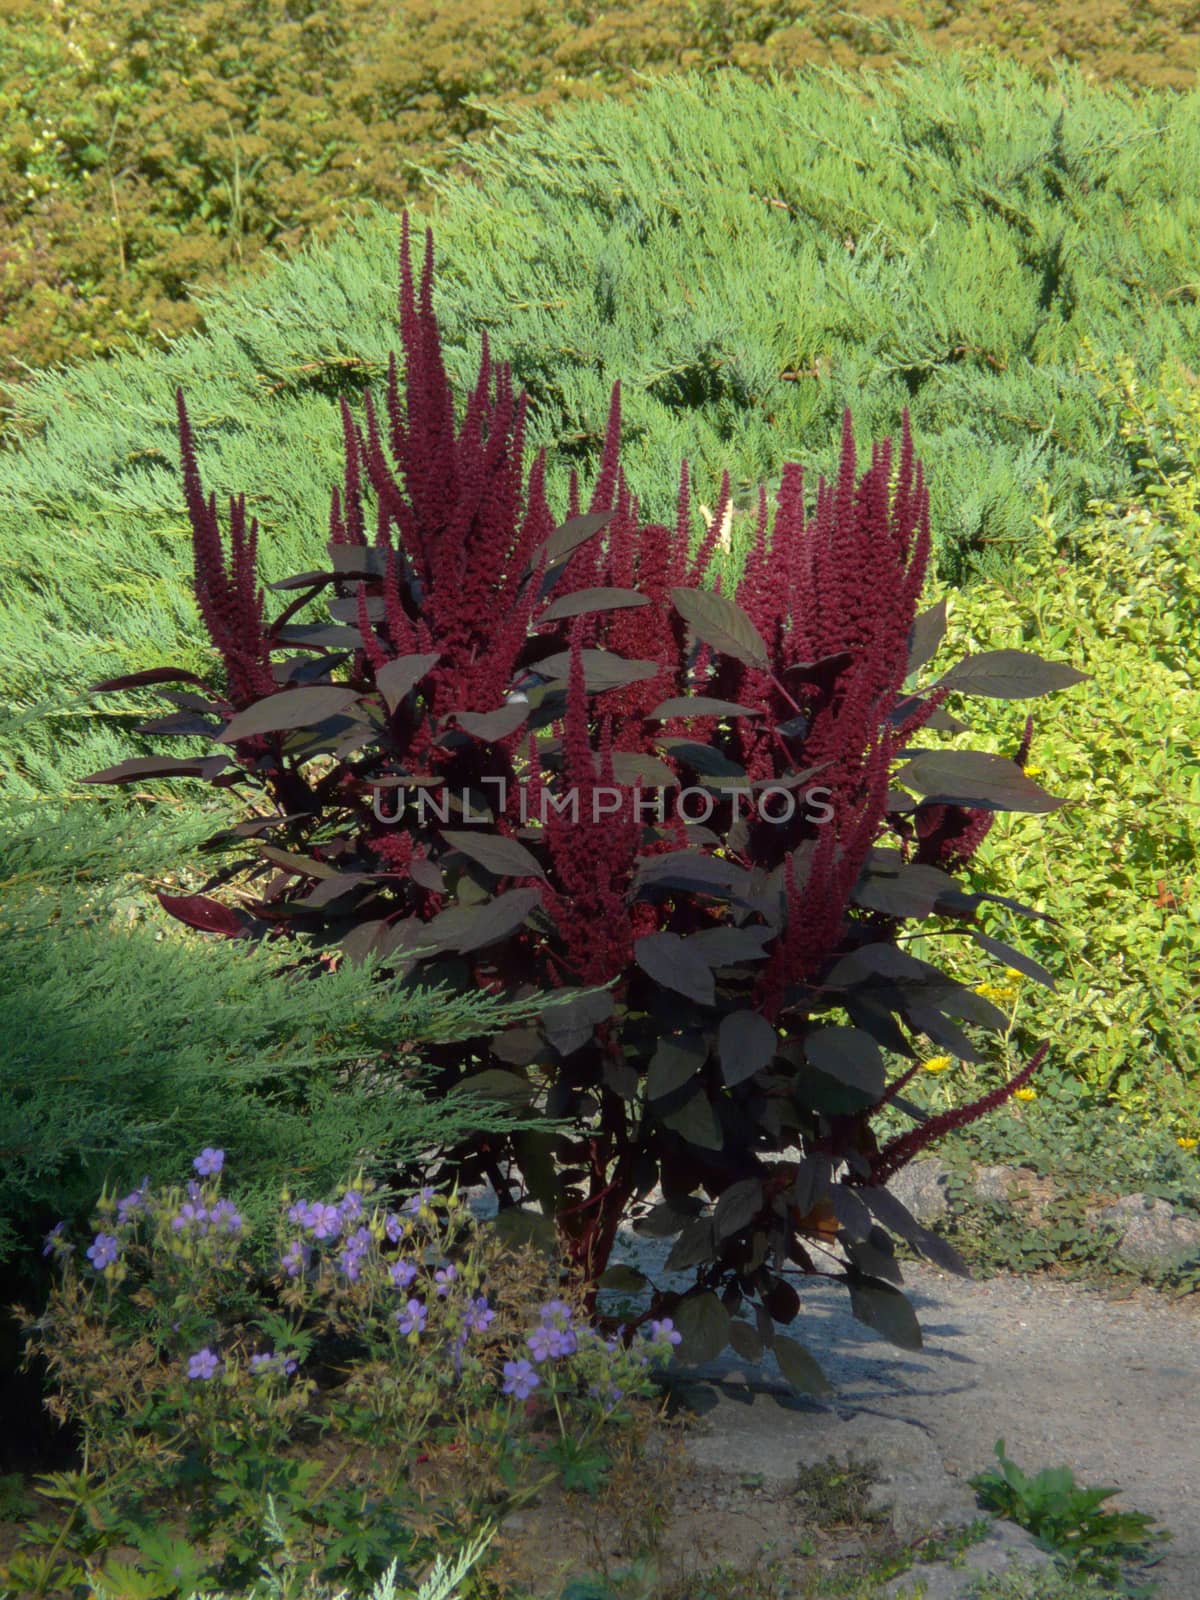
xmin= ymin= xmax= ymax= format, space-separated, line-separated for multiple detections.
xmin=2 ymin=55 xmax=1198 ymax=800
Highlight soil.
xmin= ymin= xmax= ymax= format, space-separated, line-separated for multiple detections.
xmin=610 ymin=1219 xmax=1200 ymax=1599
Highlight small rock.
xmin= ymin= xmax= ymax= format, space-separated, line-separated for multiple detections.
xmin=1086 ymin=1193 xmax=1200 ymax=1270
xmin=973 ymin=1164 xmax=1018 ymax=1205
xmin=888 ymin=1157 xmax=951 ymax=1225
xmin=884 ymin=1517 xmax=1052 ymax=1598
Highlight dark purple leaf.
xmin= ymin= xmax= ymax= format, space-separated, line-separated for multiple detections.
xmin=657 ymin=738 xmax=747 ymax=779
xmin=542 ymin=990 xmax=616 ymax=1057
xmin=608 ymin=752 xmax=679 ymax=789
xmin=454 ymin=703 xmax=530 ymax=740
xmin=328 ymin=545 xmax=390 ymax=578
xmin=853 ymin=859 xmax=959 ymax=918
xmin=905 ymin=597 xmax=947 ymax=678
xmin=671 ymin=587 xmax=767 ymax=669
xmin=673 ymin=1291 xmax=730 ymax=1363
xmin=541 ymin=586 xmax=649 ymax=622
xmin=660 ymin=1088 xmax=723 ymax=1150
xmin=441 ymin=829 xmax=545 ymax=881
xmin=938 ymin=649 xmax=1090 ymax=700
xmin=218 ymin=686 xmax=361 ymax=743
xmin=713 ymin=1179 xmax=764 ymax=1241
xmin=425 ymin=887 xmax=542 ymax=954
xmin=265 ymin=569 xmax=331 ymax=592
xmin=83 ymin=755 xmax=229 ymax=785
xmin=255 ymin=845 xmax=339 ymax=880
xmin=647 ymin=1033 xmax=707 ymax=1100
xmin=717 ymin=1011 xmax=777 ymax=1086
xmin=491 ymin=1026 xmax=543 ymax=1066
xmin=688 ymin=927 xmax=772 ymax=966
xmin=647 ymin=697 xmax=761 ymax=720
xmin=328 ymin=595 xmax=385 ymax=623
xmin=848 ymin=1277 xmax=923 ymax=1350
xmin=376 ymin=652 xmax=440 ymax=714
xmin=895 ymin=751 xmax=1066 ymax=813
xmin=156 ymin=892 xmax=246 ymax=938
xmin=535 ymin=649 xmax=659 ymax=691
xmin=728 ymin=1320 xmax=763 ymax=1362
xmin=773 ymin=1336 xmax=832 ymax=1396
xmin=90 ymin=667 xmax=207 ymax=693
xmin=275 ymin=623 xmax=363 ymax=648
xmin=803 ymin=1027 xmax=885 ymax=1099
xmin=635 ymin=932 xmax=716 ymax=1006
xmin=972 ymin=931 xmax=1056 ymax=989
xmin=539 ymin=510 xmax=614 ymax=569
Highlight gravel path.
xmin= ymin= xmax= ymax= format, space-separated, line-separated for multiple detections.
xmin=611 ymin=1232 xmax=1200 ymax=1596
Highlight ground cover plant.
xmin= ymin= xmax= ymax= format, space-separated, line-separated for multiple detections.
xmin=79 ymin=213 xmax=1088 ymax=1386
xmin=6 ymin=1152 xmax=670 ymax=1597
xmin=2 ymin=2 xmax=1196 ymax=430
xmin=3 ymin=56 xmax=1199 ymax=819
xmin=906 ymin=361 xmax=1200 ymax=1122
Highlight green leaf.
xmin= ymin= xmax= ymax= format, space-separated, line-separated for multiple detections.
xmin=375 ymin=651 xmax=440 ymax=713
xmin=218 ymin=685 xmax=361 ymax=743
xmin=491 ymin=1207 xmax=558 ymax=1255
xmin=718 ymin=1010 xmax=777 ymax=1085
xmin=938 ymin=649 xmax=1091 ymax=699
xmin=848 ymin=1276 xmax=923 ymax=1350
xmin=441 ymin=828 xmax=545 ymax=880
xmin=635 ymin=932 xmax=716 ymax=1005
xmin=671 ymin=587 xmax=768 ymax=668
xmin=773 ymin=1334 xmax=833 ymax=1396
xmin=674 ymin=1290 xmax=731 ymax=1363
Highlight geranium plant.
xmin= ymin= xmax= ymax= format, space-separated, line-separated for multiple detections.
xmin=86 ymin=216 xmax=1088 ymax=1378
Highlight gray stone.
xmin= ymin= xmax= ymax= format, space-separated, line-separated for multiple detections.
xmin=888 ymin=1156 xmax=952 ymax=1225
xmin=680 ymin=1389 xmax=978 ymax=1543
xmin=1086 ymin=1193 xmax=1200 ymax=1269
xmin=884 ymin=1518 xmax=1053 ymax=1598
xmin=972 ymin=1164 xmax=1018 ymax=1205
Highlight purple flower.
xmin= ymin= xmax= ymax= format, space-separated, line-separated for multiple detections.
xmin=193 ymin=1149 xmax=224 ymax=1177
xmin=647 ymin=1318 xmax=683 ymax=1348
xmin=434 ymin=1264 xmax=458 ymax=1297
xmin=306 ymin=1202 xmax=342 ymax=1241
xmin=545 ymin=1324 xmax=577 ymax=1357
xmin=501 ymin=1359 xmax=539 ymax=1400
xmin=250 ymin=1350 xmax=299 ymax=1377
xmin=337 ymin=1225 xmax=372 ymax=1280
xmin=338 ymin=1190 xmax=364 ymax=1222
xmin=526 ymin=1325 xmax=555 ymax=1364
xmin=187 ymin=1347 xmax=221 ymax=1381
xmin=589 ymin=1381 xmax=624 ymax=1413
xmin=403 ymin=1186 xmax=436 ymax=1217
xmin=287 ymin=1199 xmax=312 ymax=1226
xmin=464 ymin=1296 xmax=495 ymax=1335
xmin=281 ymin=1239 xmax=311 ymax=1278
xmin=171 ymin=1201 xmax=209 ymax=1235
xmin=538 ymin=1299 xmax=574 ymax=1326
xmin=389 ymin=1259 xmax=418 ymax=1290
xmin=85 ymin=1232 xmax=119 ymax=1271
xmin=384 ymin=1211 xmax=405 ymax=1243
xmin=42 ymin=1221 xmax=72 ymax=1258
xmin=396 ymin=1298 xmax=427 ymax=1337
xmin=209 ymin=1199 xmax=243 ymax=1234
xmin=116 ymin=1181 xmax=150 ymax=1225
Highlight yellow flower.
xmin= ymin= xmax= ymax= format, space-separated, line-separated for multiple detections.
xmin=975 ymin=982 xmax=1018 ymax=1004
xmin=1023 ymin=765 xmax=1042 ymax=778
xmin=921 ymin=1055 xmax=953 ymax=1073
xmin=1003 ymin=967 xmax=1025 ymax=983
xmin=1014 ymin=1087 xmax=1037 ymax=1102
xmin=1177 ymin=1137 xmax=1198 ymax=1152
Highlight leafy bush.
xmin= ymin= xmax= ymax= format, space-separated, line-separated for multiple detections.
xmin=9 ymin=1156 xmax=664 ymax=1597
xmin=916 ymin=364 xmax=1200 ymax=1118
xmin=0 ymin=778 xmax=554 ymax=1287
xmin=86 ymin=216 xmax=1085 ymax=1377
xmin=3 ymin=1 xmax=1195 ymax=427
xmin=970 ymin=1440 xmax=1170 ymax=1585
